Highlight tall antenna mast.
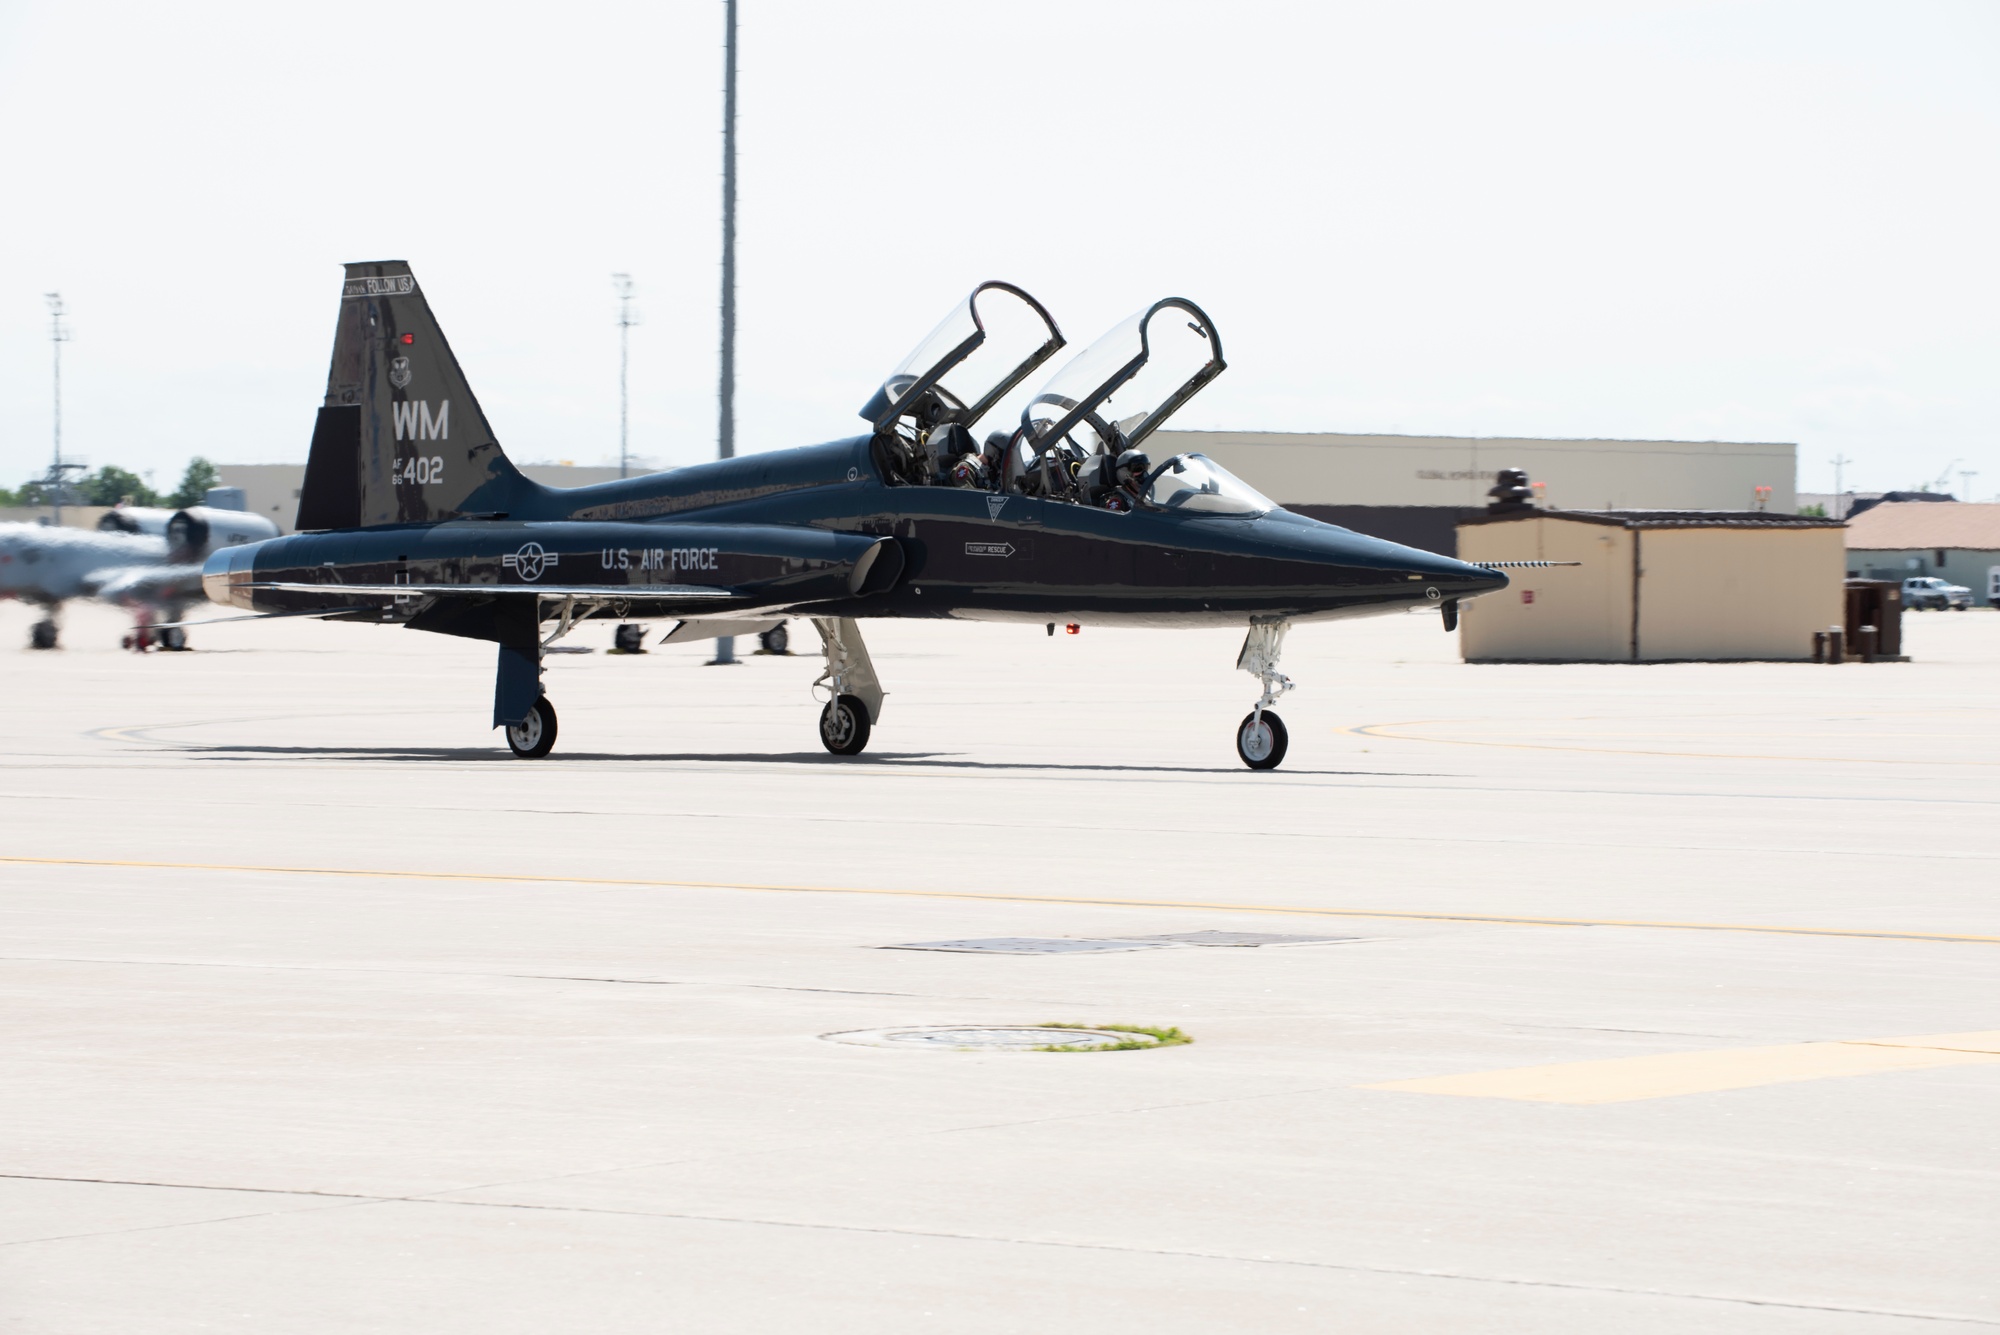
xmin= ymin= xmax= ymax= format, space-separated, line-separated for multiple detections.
xmin=44 ymin=293 xmax=73 ymax=527
xmin=1829 ymin=453 xmax=1851 ymax=518
xmin=612 ymin=273 xmax=639 ymax=479
xmin=710 ymin=0 xmax=741 ymax=667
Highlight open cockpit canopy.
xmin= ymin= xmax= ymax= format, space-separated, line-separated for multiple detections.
xmin=1018 ymin=298 xmax=1224 ymax=460
xmin=861 ymin=282 xmax=1064 ymax=434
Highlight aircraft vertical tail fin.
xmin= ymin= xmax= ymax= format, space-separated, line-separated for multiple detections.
xmin=295 ymin=261 xmax=532 ymax=531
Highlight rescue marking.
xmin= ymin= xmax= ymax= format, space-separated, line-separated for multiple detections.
xmin=3 ymin=857 xmax=1998 ymax=947
xmin=1364 ymin=1031 xmax=2000 ymax=1104
xmin=965 ymin=542 xmax=1015 ymax=558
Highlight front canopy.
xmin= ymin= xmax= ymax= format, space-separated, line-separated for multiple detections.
xmin=1017 ymin=298 xmax=1225 ymax=460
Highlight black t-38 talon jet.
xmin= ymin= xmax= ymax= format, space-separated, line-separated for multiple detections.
xmin=198 ymin=261 xmax=1507 ymax=768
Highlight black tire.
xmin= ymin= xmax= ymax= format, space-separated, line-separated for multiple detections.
xmin=819 ymin=694 xmax=871 ymax=756
xmin=505 ymin=697 xmax=559 ymax=759
xmin=29 ymin=620 xmax=57 ymax=651
xmin=760 ymin=623 xmax=790 ymax=655
xmin=160 ymin=627 xmax=188 ymax=651
xmin=1236 ymin=710 xmax=1289 ymax=770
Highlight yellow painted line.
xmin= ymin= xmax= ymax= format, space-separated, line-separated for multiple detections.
xmin=1347 ymin=720 xmax=1998 ymax=768
xmin=1365 ymin=1031 xmax=2000 ymax=1104
xmin=3 ymin=856 xmax=2000 ymax=947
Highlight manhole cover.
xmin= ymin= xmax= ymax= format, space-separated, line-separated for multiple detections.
xmin=883 ymin=938 xmax=1168 ymax=955
xmin=824 ymin=1026 xmax=1161 ymax=1051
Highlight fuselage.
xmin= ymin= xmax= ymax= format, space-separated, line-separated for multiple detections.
xmin=213 ymin=436 xmax=1507 ymax=626
xmin=0 ymin=524 xmax=170 ymax=604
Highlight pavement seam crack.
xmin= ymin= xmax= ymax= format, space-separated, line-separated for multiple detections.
xmin=3 ymin=1174 xmax=1984 ymax=1325
xmin=6 ymin=856 xmax=1997 ymax=946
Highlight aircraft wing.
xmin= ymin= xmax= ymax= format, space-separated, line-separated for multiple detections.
xmin=84 ymin=563 xmax=206 ymax=607
xmin=244 ymin=582 xmax=741 ymax=599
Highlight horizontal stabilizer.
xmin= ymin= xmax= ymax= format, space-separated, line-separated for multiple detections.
xmin=657 ymin=618 xmax=784 ymax=644
xmin=147 ymin=607 xmax=356 ymax=630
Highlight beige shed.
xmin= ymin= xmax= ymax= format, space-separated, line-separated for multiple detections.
xmin=1455 ymin=510 xmax=1847 ymax=662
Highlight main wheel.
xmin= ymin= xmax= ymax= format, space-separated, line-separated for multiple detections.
xmin=29 ymin=620 xmax=58 ymax=651
xmin=1236 ymin=710 xmax=1289 ymax=770
xmin=505 ymin=696 xmax=559 ymax=759
xmin=760 ymin=623 xmax=790 ymax=655
xmin=819 ymin=693 xmax=871 ymax=756
xmin=160 ymin=627 xmax=188 ymax=651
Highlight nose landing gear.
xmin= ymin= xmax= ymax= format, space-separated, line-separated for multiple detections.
xmin=811 ymin=617 xmax=884 ymax=756
xmin=1234 ymin=621 xmax=1294 ymax=771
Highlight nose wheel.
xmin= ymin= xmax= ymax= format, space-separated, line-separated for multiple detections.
xmin=1236 ymin=711 xmax=1289 ymax=769
xmin=819 ymin=694 xmax=872 ymax=755
xmin=505 ymin=696 xmax=559 ymax=759
xmin=1234 ymin=621 xmax=1295 ymax=770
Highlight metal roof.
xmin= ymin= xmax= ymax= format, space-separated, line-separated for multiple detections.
xmin=1842 ymin=502 xmax=2000 ymax=551
xmin=1461 ymin=508 xmax=1844 ymax=531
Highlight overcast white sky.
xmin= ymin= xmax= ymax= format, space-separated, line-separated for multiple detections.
xmin=2 ymin=1 xmax=1995 ymax=499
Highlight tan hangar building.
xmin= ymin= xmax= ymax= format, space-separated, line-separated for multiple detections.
xmin=1454 ymin=508 xmax=1846 ymax=662
xmin=1155 ymin=431 xmax=1797 ymax=554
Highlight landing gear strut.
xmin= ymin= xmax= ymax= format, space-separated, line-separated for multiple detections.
xmin=505 ymin=696 xmax=559 ymax=758
xmin=1235 ymin=620 xmax=1293 ymax=771
xmin=811 ymin=617 xmax=884 ymax=757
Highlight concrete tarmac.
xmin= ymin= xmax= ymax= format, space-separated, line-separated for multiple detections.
xmin=3 ymin=601 xmax=1997 ymax=1332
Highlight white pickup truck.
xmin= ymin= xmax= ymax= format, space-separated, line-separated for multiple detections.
xmin=1903 ymin=576 xmax=1973 ymax=611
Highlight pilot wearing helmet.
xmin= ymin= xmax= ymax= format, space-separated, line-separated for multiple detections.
xmin=1096 ymin=449 xmax=1150 ymax=512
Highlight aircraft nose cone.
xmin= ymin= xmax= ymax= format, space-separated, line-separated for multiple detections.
xmin=1432 ymin=556 xmax=1508 ymax=595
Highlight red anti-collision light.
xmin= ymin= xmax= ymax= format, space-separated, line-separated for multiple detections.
xmin=400 ymin=333 xmax=414 ymax=344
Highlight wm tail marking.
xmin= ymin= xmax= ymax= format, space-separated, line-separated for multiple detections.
xmin=392 ymin=399 xmax=450 ymax=441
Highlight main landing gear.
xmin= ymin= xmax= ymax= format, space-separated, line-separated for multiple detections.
xmin=505 ymin=696 xmax=559 ymax=759
xmin=811 ymin=617 xmax=885 ymax=757
xmin=29 ymin=616 xmax=59 ymax=651
xmin=1234 ymin=621 xmax=1294 ymax=771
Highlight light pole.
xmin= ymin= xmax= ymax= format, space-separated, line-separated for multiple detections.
xmin=612 ymin=273 xmax=640 ymax=479
xmin=710 ymin=0 xmax=740 ymax=666
xmin=45 ymin=293 xmax=73 ymax=526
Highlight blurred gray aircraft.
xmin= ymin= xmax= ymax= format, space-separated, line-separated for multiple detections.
xmin=0 ymin=495 xmax=277 ymax=650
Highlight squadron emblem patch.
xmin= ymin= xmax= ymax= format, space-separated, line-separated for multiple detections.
xmin=388 ymin=356 xmax=412 ymax=389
